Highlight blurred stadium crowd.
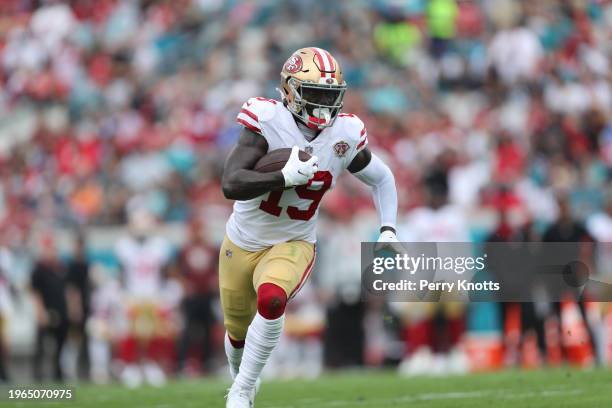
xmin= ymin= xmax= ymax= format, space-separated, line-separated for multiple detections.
xmin=0 ymin=0 xmax=611 ymax=385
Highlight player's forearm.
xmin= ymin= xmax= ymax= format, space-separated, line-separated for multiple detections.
xmin=352 ymin=154 xmax=398 ymax=230
xmin=222 ymin=169 xmax=285 ymax=200
xmin=371 ymin=175 xmax=398 ymax=230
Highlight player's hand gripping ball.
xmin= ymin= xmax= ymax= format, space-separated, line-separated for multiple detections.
xmin=254 ymin=146 xmax=318 ymax=187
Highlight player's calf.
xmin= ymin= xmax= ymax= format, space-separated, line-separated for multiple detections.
xmin=230 ymin=283 xmax=287 ymax=400
xmin=225 ymin=334 xmax=245 ymax=380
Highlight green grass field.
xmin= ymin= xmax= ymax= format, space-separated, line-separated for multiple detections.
xmin=3 ymin=368 xmax=611 ymax=408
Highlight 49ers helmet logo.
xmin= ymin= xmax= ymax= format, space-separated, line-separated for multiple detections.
xmin=333 ymin=141 xmax=350 ymax=157
xmin=283 ymin=54 xmax=303 ymax=74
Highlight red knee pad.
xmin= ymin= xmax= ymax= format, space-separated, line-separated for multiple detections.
xmin=228 ymin=336 xmax=245 ymax=349
xmin=257 ymin=283 xmax=287 ymax=320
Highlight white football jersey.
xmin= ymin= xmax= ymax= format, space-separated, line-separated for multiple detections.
xmin=115 ymin=235 xmax=172 ymax=298
xmin=227 ymin=97 xmax=368 ymax=251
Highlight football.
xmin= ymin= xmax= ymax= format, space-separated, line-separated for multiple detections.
xmin=253 ymin=148 xmax=312 ymax=173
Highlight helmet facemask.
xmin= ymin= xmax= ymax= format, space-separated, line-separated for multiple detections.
xmin=285 ymin=77 xmax=346 ymax=129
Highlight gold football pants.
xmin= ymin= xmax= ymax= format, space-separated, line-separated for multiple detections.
xmin=218 ymin=235 xmax=315 ymax=341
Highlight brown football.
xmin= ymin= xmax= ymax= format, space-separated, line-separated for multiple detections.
xmin=253 ymin=148 xmax=311 ymax=173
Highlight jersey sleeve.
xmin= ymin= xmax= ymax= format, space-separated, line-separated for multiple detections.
xmin=339 ymin=113 xmax=368 ymax=166
xmin=236 ymin=97 xmax=278 ymax=137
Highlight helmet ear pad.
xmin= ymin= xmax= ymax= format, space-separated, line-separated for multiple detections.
xmin=284 ymin=77 xmax=305 ymax=112
xmin=282 ymin=77 xmax=291 ymax=101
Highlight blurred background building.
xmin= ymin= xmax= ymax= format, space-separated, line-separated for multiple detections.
xmin=0 ymin=0 xmax=610 ymax=384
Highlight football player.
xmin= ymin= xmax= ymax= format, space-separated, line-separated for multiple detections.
xmin=114 ymin=209 xmax=177 ymax=388
xmin=221 ymin=47 xmax=398 ymax=407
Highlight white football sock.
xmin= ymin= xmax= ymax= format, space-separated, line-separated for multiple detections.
xmin=224 ymin=333 xmax=244 ymax=380
xmin=234 ymin=312 xmax=284 ymax=390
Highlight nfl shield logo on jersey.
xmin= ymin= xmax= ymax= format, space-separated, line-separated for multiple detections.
xmin=333 ymin=141 xmax=349 ymax=157
xmin=305 ymin=145 xmax=314 ymax=155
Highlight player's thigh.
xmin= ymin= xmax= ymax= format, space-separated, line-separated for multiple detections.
xmin=253 ymin=240 xmax=315 ymax=299
xmin=219 ymin=236 xmax=261 ymax=339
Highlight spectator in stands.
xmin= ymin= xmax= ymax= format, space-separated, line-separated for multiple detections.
xmin=427 ymin=0 xmax=459 ymax=58
xmin=487 ymin=11 xmax=543 ymax=85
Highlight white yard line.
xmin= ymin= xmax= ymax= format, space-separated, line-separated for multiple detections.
xmin=264 ymin=387 xmax=584 ymax=408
